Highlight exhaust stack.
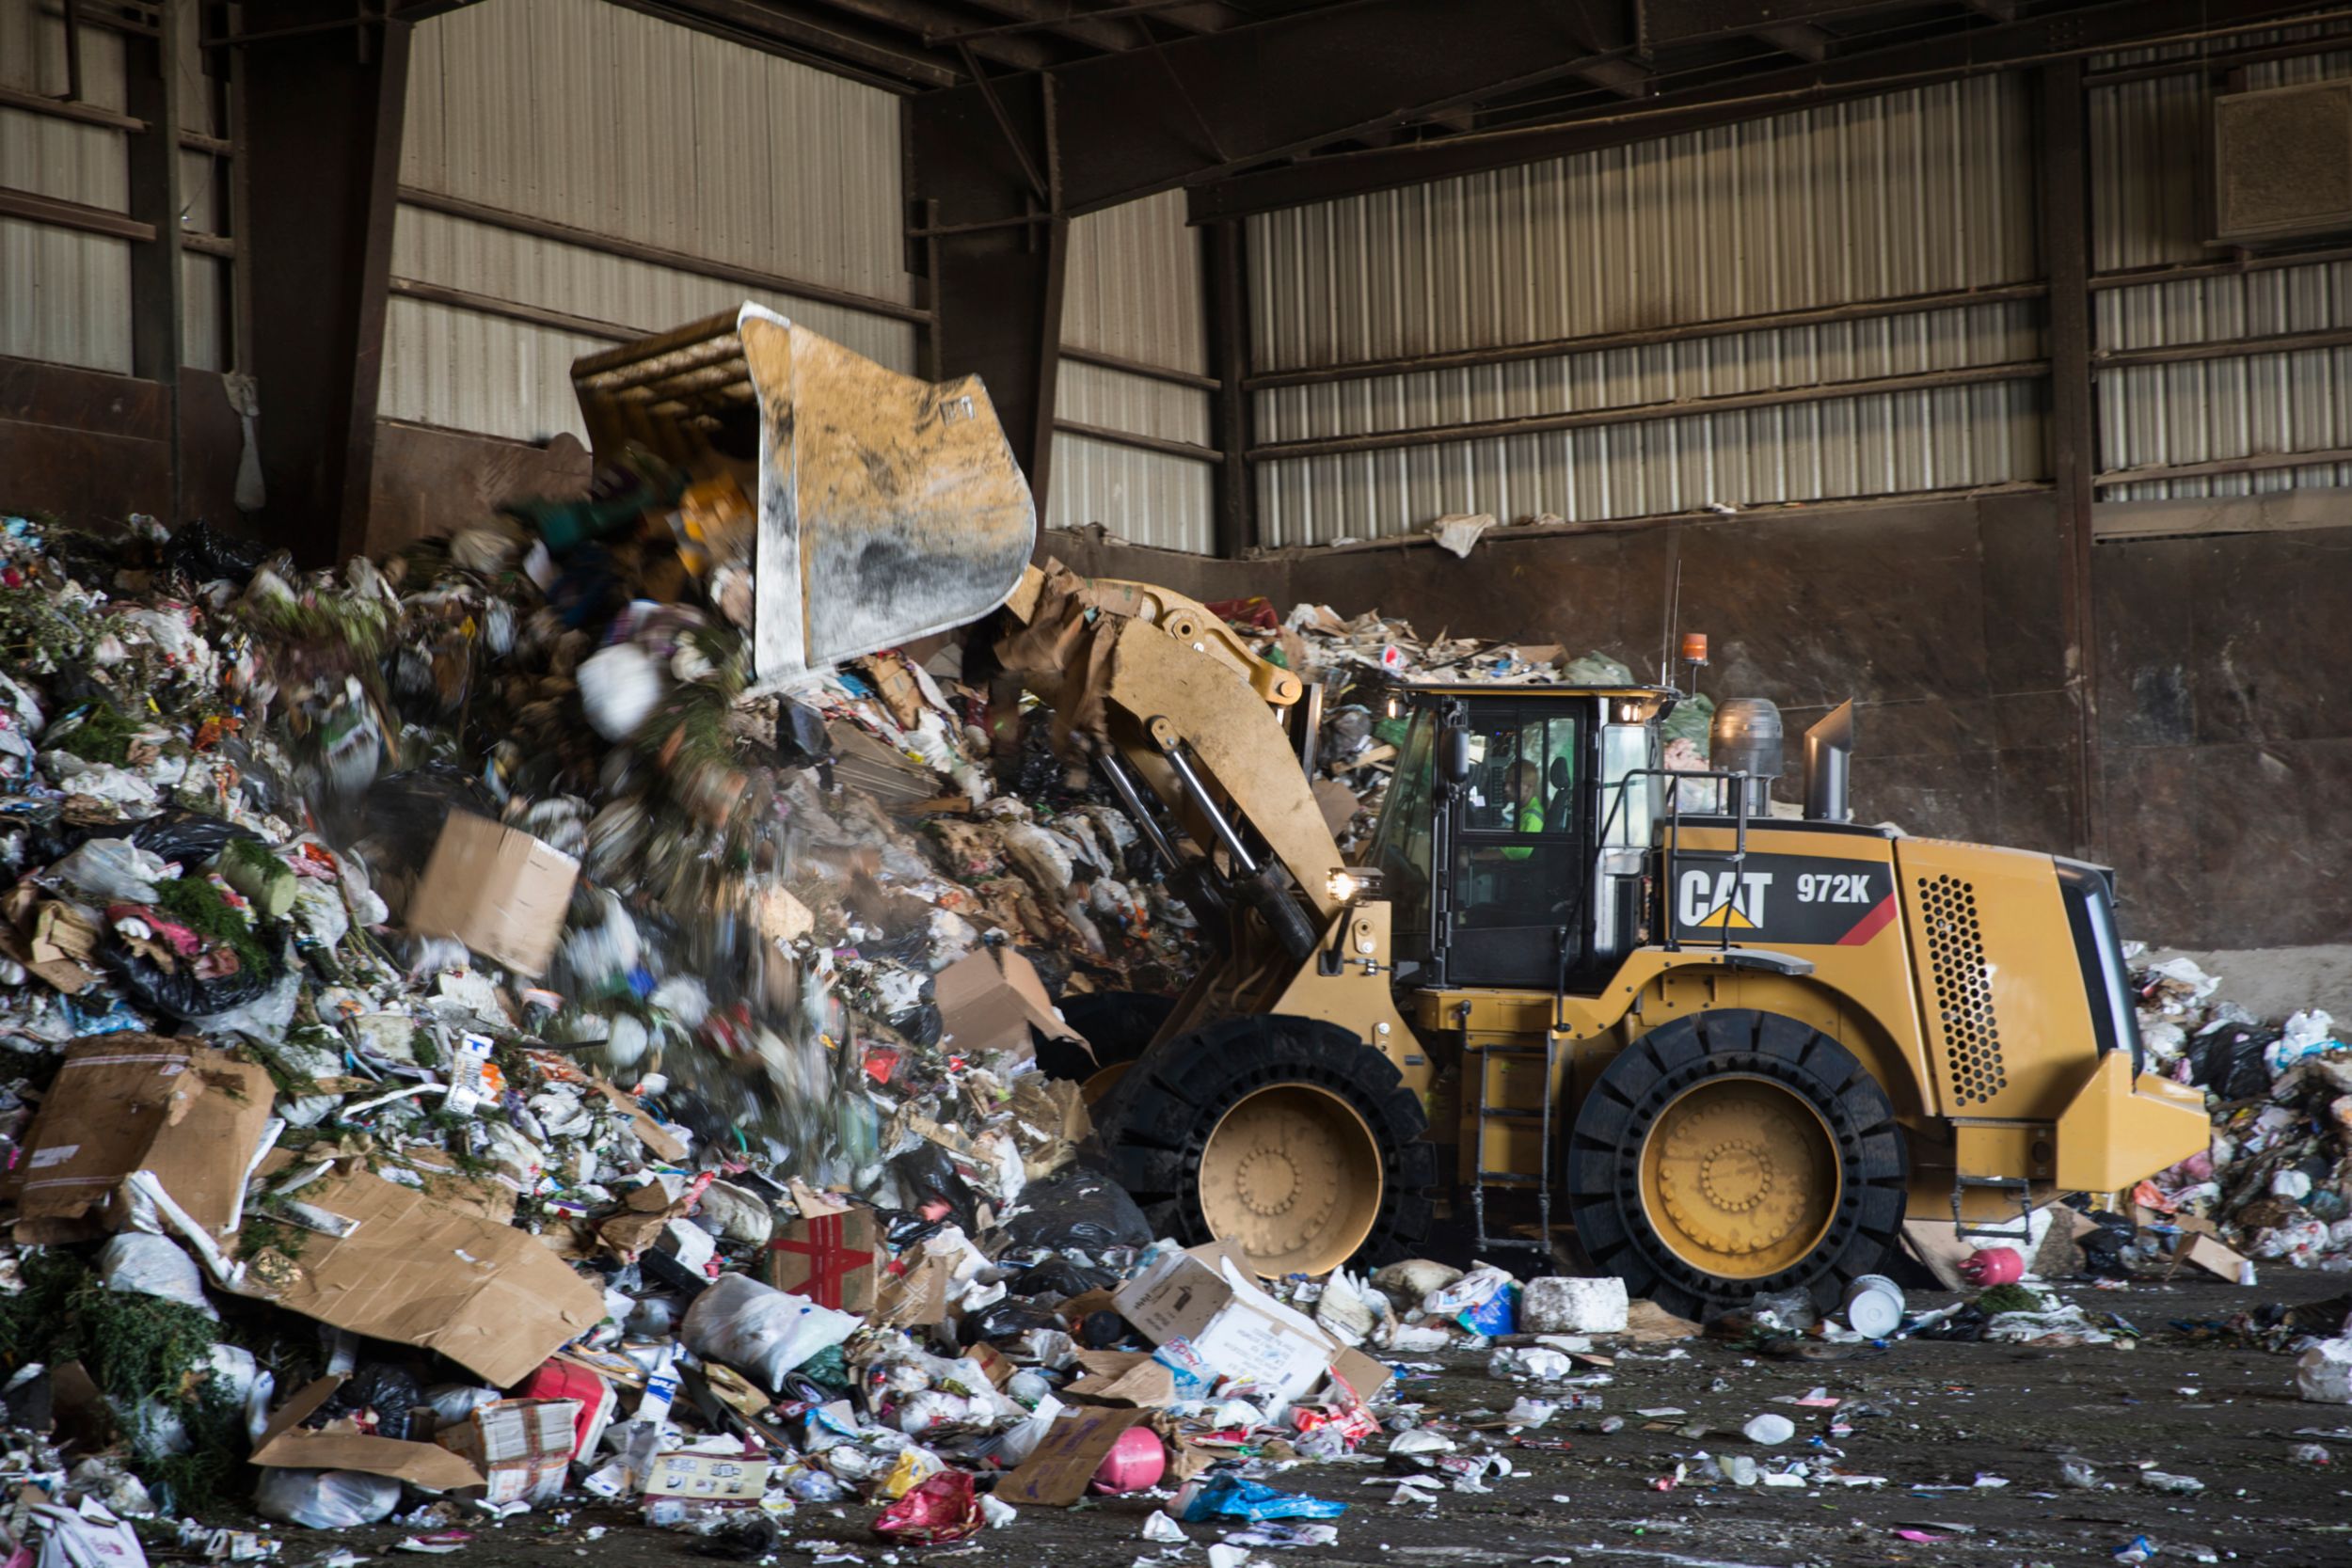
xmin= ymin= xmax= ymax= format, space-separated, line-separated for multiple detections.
xmin=1804 ymin=701 xmax=1855 ymax=822
xmin=1709 ymin=698 xmax=1783 ymax=817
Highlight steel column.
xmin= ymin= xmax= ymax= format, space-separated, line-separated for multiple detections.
xmin=125 ymin=0 xmax=186 ymax=521
xmin=238 ymin=0 xmax=410 ymax=562
xmin=2041 ymin=59 xmax=2101 ymax=861
xmin=1204 ymin=217 xmax=1253 ymax=559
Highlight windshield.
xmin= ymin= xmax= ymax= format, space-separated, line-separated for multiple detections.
xmin=1598 ymin=722 xmax=1659 ymax=847
xmin=1368 ymin=708 xmax=1437 ymax=941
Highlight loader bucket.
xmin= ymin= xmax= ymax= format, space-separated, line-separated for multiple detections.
xmin=570 ymin=305 xmax=1035 ymax=684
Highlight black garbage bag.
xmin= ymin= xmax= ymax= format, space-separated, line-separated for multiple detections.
xmin=957 ymin=1298 xmax=1062 ymax=1349
xmin=1008 ymin=1256 xmax=1119 ymax=1300
xmin=773 ymin=700 xmax=832 ymax=770
xmin=2187 ymin=1026 xmax=2279 ymax=1101
xmin=162 ymin=519 xmax=271 ymax=588
xmin=1913 ymin=1304 xmax=1988 ymax=1342
xmin=996 ymin=1167 xmax=1152 ymax=1254
xmin=892 ymin=1144 xmax=979 ymax=1233
xmin=2077 ymin=1210 xmax=2136 ymax=1280
xmin=1075 ymin=1309 xmax=1134 ymax=1350
xmin=314 ymin=1365 xmax=427 ymax=1443
xmin=353 ymin=765 xmax=500 ymax=874
xmin=100 ymin=934 xmax=280 ymax=1026
xmin=122 ymin=808 xmax=261 ymax=865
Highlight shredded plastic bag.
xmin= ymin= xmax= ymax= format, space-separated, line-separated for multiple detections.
xmin=872 ymin=1469 xmax=981 ymax=1544
xmin=681 ymin=1274 xmax=860 ymax=1393
xmin=252 ymin=1467 xmax=402 ymax=1528
xmin=1179 ymin=1475 xmax=1348 ymax=1522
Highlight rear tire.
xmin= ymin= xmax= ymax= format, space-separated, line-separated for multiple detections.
xmin=1094 ymin=1013 xmax=1436 ymax=1276
xmin=1036 ymin=990 xmax=1175 ymax=1088
xmin=1565 ymin=1009 xmax=1907 ymax=1320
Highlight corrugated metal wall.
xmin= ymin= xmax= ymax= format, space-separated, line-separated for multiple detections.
xmin=175 ymin=0 xmax=228 ymax=373
xmin=1049 ymin=191 xmax=1216 ymax=552
xmin=0 ymin=0 xmax=132 ymax=373
xmin=2091 ymin=19 xmax=2352 ymax=500
xmin=1248 ymin=76 xmax=2046 ymax=546
xmin=386 ymin=0 xmax=916 ymax=443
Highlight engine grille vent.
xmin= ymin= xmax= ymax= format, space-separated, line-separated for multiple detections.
xmin=1920 ymin=873 xmax=2005 ymax=1105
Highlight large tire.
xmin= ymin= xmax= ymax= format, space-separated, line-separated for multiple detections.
xmin=1565 ymin=1009 xmax=1907 ymax=1320
xmin=1036 ymin=990 xmax=1176 ymax=1085
xmin=1095 ymin=1013 xmax=1436 ymax=1276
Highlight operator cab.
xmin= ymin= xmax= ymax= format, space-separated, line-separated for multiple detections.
xmin=1367 ymin=685 xmax=1677 ymax=991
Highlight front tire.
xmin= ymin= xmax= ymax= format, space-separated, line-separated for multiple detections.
xmin=1094 ymin=1014 xmax=1436 ymax=1276
xmin=1565 ymin=1009 xmax=1907 ymax=1319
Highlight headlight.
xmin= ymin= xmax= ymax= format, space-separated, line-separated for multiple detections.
xmin=1326 ymin=867 xmax=1382 ymax=904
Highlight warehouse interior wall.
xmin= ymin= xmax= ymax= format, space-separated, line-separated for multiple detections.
xmin=2 ymin=0 xmax=2347 ymax=953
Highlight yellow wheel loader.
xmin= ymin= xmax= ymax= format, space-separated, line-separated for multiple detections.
xmin=575 ymin=314 xmax=2210 ymax=1319
xmin=992 ymin=568 xmax=2211 ymax=1316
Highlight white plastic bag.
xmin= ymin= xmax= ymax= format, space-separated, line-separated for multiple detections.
xmin=2299 ymin=1338 xmax=2352 ymax=1403
xmin=52 ymin=838 xmax=170 ymax=904
xmin=252 ymin=1468 xmax=401 ymax=1528
xmin=99 ymin=1234 xmax=215 ymax=1318
xmin=681 ymin=1274 xmax=859 ymax=1392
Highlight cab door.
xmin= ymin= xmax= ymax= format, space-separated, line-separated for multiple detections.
xmin=1436 ymin=701 xmax=1587 ymax=989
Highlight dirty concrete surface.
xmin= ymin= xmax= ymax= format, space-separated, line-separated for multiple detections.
xmin=290 ymin=1282 xmax=2352 ymax=1568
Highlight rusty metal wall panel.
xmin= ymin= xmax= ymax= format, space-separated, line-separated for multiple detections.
xmin=1250 ymin=76 xmax=2033 ymax=374
xmin=2090 ymin=33 xmax=2352 ymax=500
xmin=1064 ymin=191 xmax=1208 ymax=375
xmin=1046 ymin=434 xmax=1215 ymax=554
xmin=400 ymin=0 xmax=909 ymax=307
xmin=1257 ymin=380 xmax=2045 ymax=547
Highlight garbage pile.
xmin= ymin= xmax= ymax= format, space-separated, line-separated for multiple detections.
xmin=2131 ymin=949 xmax=2352 ymax=1270
xmin=1204 ymin=596 xmax=1714 ymax=851
xmin=0 ymin=502 xmax=1233 ymax=1554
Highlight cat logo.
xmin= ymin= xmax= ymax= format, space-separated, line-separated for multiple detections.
xmin=1678 ymin=869 xmax=1773 ymax=930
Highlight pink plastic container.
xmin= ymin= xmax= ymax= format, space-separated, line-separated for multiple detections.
xmin=1959 ymin=1245 xmax=2025 ymax=1287
xmin=1089 ymin=1426 xmax=1168 ymax=1494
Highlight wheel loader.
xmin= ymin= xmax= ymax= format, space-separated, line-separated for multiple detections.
xmin=575 ymin=310 xmax=2212 ymax=1319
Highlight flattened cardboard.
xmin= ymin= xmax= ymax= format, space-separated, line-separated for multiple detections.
xmin=932 ymin=946 xmax=1080 ymax=1060
xmin=873 ymin=1251 xmax=952 ymax=1329
xmin=645 ymin=1449 xmax=772 ymax=1501
xmin=252 ymin=1376 xmax=486 ymax=1492
xmin=405 ymin=812 xmax=580 ymax=977
xmin=251 ymin=1167 xmax=606 ymax=1386
xmin=1114 ymin=1243 xmax=1338 ymax=1403
xmin=998 ymin=1407 xmax=1153 ymax=1507
xmin=8 ymin=1036 xmax=274 ymax=1243
xmin=1899 ymin=1218 xmax=1979 ymax=1292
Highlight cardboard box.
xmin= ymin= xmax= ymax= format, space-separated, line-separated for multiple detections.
xmin=436 ymin=1399 xmax=581 ymax=1506
xmin=764 ymin=1208 xmax=879 ymax=1312
xmin=644 ymin=1448 xmax=772 ymax=1501
xmin=405 ymin=812 xmax=580 ymax=977
xmin=1113 ymin=1243 xmax=1339 ymax=1404
xmin=252 ymin=1376 xmax=486 ymax=1493
xmin=7 ymin=1036 xmax=275 ymax=1243
xmin=932 ymin=945 xmax=1082 ymax=1061
xmin=519 ymin=1360 xmax=616 ymax=1463
xmin=247 ymin=1166 xmax=606 ymax=1386
xmin=2173 ymin=1230 xmax=2251 ymax=1283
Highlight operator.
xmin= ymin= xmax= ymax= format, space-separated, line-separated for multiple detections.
xmin=1499 ymin=759 xmax=1546 ymax=862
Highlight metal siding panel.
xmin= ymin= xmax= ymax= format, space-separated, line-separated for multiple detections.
xmin=400 ymin=0 xmax=909 ymax=306
xmin=1064 ymin=191 xmax=1207 ymax=374
xmin=0 ymin=103 xmax=127 ymax=210
xmin=1053 ymin=358 xmax=1211 ymax=445
xmin=0 ymin=0 xmax=127 ymax=108
xmin=0 ymin=217 xmax=131 ymax=372
xmin=1255 ymin=378 xmax=2044 ymax=548
xmin=1251 ymin=76 xmax=2032 ymax=375
xmin=181 ymin=251 xmax=223 ymax=372
xmin=1046 ymin=433 xmax=1214 ymax=553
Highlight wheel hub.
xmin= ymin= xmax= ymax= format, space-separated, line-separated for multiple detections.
xmin=1640 ymin=1075 xmax=1841 ymax=1279
xmin=1198 ymin=1083 xmax=1384 ymax=1277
